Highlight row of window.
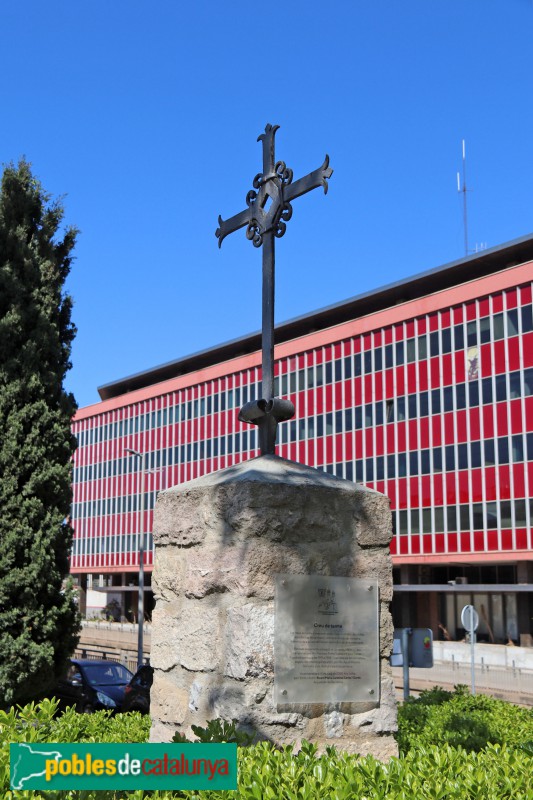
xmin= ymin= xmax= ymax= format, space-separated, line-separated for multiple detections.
xmin=72 ymin=496 xmax=533 ymax=551
xmin=334 ymin=433 xmax=533 ymax=483
xmin=72 ymin=431 xmax=533 ymax=519
xmin=73 ymin=361 xmax=533 ymax=484
xmin=392 ymin=498 xmax=532 ymax=536
xmin=71 ymin=532 xmax=154 ymax=557
xmin=74 ymin=303 xmax=533 ymax=448
xmin=72 ymin=491 xmax=156 ymax=521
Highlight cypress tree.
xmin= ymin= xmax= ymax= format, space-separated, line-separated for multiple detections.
xmin=0 ymin=160 xmax=80 ymax=706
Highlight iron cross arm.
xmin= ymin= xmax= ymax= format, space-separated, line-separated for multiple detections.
xmin=215 ymin=155 xmax=333 ymax=248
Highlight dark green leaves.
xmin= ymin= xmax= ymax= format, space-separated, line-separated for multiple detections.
xmin=0 ymin=160 xmax=80 ymax=705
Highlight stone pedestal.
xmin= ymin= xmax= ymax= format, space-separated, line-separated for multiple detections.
xmin=150 ymin=455 xmax=397 ymax=759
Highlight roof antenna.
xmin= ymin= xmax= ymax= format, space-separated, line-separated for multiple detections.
xmin=457 ymin=139 xmax=469 ymax=256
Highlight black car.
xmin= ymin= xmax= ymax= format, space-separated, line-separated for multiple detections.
xmin=122 ymin=665 xmax=153 ymax=713
xmin=56 ymin=659 xmax=133 ymax=713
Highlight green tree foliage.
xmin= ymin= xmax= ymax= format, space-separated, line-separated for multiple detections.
xmin=0 ymin=160 xmax=80 ymax=706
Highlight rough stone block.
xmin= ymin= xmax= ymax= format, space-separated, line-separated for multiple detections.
xmin=150 ymin=455 xmax=397 ymax=759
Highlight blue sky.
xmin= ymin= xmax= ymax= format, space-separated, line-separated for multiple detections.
xmin=3 ymin=1 xmax=533 ymax=408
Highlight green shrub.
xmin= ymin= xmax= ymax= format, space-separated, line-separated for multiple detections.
xmin=1 ymin=697 xmax=533 ymax=799
xmin=397 ymin=685 xmax=533 ymax=753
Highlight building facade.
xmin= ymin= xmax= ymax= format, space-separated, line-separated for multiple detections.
xmin=70 ymin=235 xmax=533 ymax=646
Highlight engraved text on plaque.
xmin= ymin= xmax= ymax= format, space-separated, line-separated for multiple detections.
xmin=274 ymin=575 xmax=379 ymax=704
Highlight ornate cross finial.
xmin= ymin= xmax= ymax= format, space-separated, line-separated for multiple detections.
xmin=216 ymin=124 xmax=333 ymax=455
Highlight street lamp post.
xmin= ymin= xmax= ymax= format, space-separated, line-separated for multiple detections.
xmin=125 ymin=448 xmax=147 ymax=669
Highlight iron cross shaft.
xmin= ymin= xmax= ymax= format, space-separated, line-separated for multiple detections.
xmin=216 ymin=123 xmax=333 ymax=456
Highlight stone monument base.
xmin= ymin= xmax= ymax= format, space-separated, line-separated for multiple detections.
xmin=150 ymin=456 xmax=397 ymax=759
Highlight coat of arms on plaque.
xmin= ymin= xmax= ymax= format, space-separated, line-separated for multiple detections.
xmin=317 ymin=587 xmax=338 ymax=615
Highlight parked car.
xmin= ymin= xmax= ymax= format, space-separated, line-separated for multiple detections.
xmin=122 ymin=664 xmax=154 ymax=713
xmin=56 ymin=659 xmax=133 ymax=713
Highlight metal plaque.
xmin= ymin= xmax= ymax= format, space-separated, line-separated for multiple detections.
xmin=274 ymin=575 xmax=379 ymax=704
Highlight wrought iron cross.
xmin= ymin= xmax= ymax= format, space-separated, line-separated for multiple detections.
xmin=216 ymin=124 xmax=333 ymax=455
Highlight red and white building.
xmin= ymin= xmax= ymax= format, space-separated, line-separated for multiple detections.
xmin=71 ymin=234 xmax=533 ymax=645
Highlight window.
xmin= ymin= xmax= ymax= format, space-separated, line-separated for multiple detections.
xmin=507 ymin=308 xmax=519 ymax=337
xmin=396 ymin=341 xmax=405 ymax=366
xmin=468 ymin=380 xmax=479 ymax=406
xmin=493 ymin=313 xmax=505 ymax=341
xmin=484 ymin=439 xmax=496 ymax=465
xmin=525 ymin=368 xmax=533 ymax=396
xmin=385 ymin=344 xmax=393 ymax=369
xmin=486 ymin=501 xmax=498 ymax=529
xmin=509 ymin=372 xmax=521 ymax=399
xmin=431 ymin=389 xmax=441 ymax=414
xmin=498 ymin=437 xmax=509 ymax=465
xmin=454 ymin=324 xmax=464 ymax=350
xmin=445 ymin=445 xmax=455 ymax=471
xmin=472 ymin=503 xmax=484 ymax=530
xmin=500 ymin=501 xmax=512 ymax=529
xmin=482 ymin=377 xmax=493 ymax=405
xmin=495 ymin=374 xmax=507 ymax=403
xmin=398 ymin=453 xmax=407 ymax=477
xmin=344 ymin=356 xmax=352 ymax=380
xmin=512 ymin=435 xmax=524 ymax=463
xmin=460 ymin=505 xmax=470 ymax=531
xmin=471 ymin=441 xmax=482 ymax=469
xmin=515 ymin=499 xmax=527 ymax=526
xmin=443 ymin=386 xmax=454 ymax=413
xmin=467 ymin=320 xmax=477 ymax=347
xmin=479 ymin=317 xmax=491 ymax=344
xmin=522 ymin=304 xmax=533 ymax=333
xmin=447 ymin=506 xmax=457 ymax=533
xmin=458 ymin=443 xmax=468 ymax=470
xmin=396 ymin=397 xmax=406 ymax=422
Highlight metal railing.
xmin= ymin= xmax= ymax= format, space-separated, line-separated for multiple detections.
xmin=392 ymin=658 xmax=533 ymax=705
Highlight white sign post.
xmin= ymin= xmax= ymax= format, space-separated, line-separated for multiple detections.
xmin=461 ymin=604 xmax=479 ymax=695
